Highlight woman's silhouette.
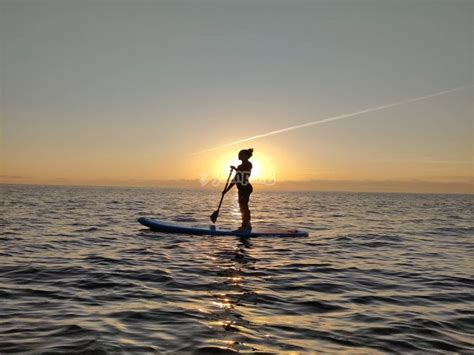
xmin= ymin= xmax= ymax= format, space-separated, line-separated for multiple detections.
xmin=223 ymin=149 xmax=253 ymax=231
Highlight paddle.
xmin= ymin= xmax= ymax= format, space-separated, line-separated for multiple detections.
xmin=210 ymin=167 xmax=234 ymax=223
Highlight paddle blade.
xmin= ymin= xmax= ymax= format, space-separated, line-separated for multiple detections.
xmin=210 ymin=210 xmax=219 ymax=223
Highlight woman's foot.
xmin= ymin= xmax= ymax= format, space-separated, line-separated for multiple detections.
xmin=236 ymin=225 xmax=252 ymax=232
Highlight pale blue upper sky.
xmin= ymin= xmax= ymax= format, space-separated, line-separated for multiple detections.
xmin=1 ymin=0 xmax=472 ymax=188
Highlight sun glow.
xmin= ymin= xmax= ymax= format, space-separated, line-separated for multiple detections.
xmin=213 ymin=150 xmax=276 ymax=182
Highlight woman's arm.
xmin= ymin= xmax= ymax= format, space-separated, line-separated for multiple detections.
xmin=223 ymin=165 xmax=239 ymax=194
xmin=223 ymin=181 xmax=235 ymax=194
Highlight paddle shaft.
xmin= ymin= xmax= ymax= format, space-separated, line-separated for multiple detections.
xmin=216 ymin=168 xmax=234 ymax=212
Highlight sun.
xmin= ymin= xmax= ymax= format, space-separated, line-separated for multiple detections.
xmin=214 ymin=150 xmax=275 ymax=182
xmin=251 ymin=159 xmax=263 ymax=180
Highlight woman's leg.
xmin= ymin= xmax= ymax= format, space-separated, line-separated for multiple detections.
xmin=238 ymin=187 xmax=252 ymax=229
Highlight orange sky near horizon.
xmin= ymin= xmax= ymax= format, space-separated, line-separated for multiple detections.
xmin=1 ymin=0 xmax=472 ymax=193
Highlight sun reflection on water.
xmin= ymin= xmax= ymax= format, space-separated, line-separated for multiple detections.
xmin=200 ymin=237 xmax=263 ymax=351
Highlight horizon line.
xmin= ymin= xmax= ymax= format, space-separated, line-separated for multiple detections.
xmin=1 ymin=179 xmax=472 ymax=195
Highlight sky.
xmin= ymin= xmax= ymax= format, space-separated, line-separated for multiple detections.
xmin=1 ymin=0 xmax=473 ymax=193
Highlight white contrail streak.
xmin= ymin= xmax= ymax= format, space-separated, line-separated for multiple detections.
xmin=192 ymin=84 xmax=473 ymax=155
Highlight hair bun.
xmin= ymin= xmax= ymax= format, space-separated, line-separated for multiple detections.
xmin=239 ymin=148 xmax=254 ymax=159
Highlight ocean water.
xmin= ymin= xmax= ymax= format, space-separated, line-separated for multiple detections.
xmin=0 ymin=184 xmax=473 ymax=354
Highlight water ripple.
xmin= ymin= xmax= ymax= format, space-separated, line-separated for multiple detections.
xmin=0 ymin=185 xmax=473 ymax=353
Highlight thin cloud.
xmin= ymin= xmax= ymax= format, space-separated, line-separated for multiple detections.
xmin=192 ymin=84 xmax=473 ymax=155
xmin=374 ymin=158 xmax=472 ymax=164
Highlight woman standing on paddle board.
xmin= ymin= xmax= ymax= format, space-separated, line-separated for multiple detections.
xmin=223 ymin=148 xmax=253 ymax=231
